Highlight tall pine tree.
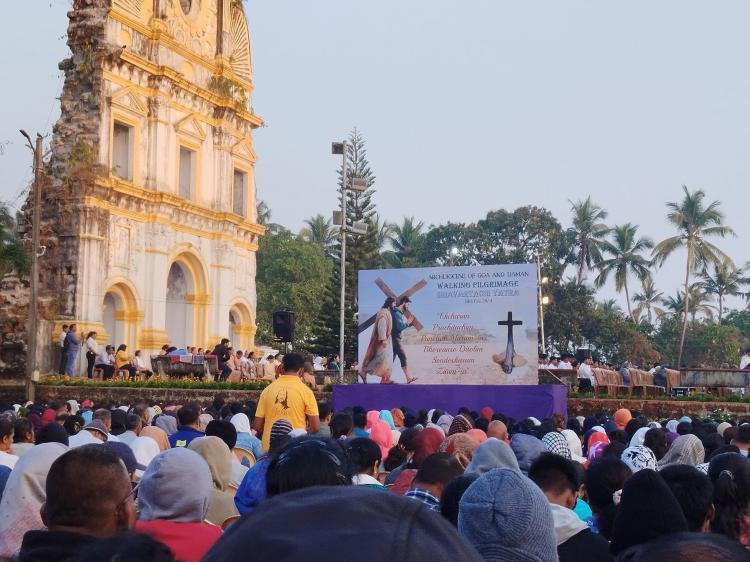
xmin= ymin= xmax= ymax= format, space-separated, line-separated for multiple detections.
xmin=313 ymin=129 xmax=383 ymax=361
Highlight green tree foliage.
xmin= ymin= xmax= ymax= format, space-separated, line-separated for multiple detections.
xmin=569 ymin=196 xmax=609 ymax=285
xmin=653 ymin=186 xmax=734 ymax=367
xmin=300 ymin=214 xmax=337 ymax=255
xmin=255 ymin=228 xmax=332 ymax=350
xmin=698 ymin=261 xmax=750 ymax=324
xmin=0 ymin=207 xmax=27 ymax=276
xmin=633 ymin=279 xmax=664 ymax=324
xmin=594 ymin=223 xmax=653 ymax=321
xmin=384 ymin=217 xmax=425 ymax=268
xmin=651 ymin=315 xmax=743 ymax=368
xmin=418 ymin=206 xmax=573 ymax=279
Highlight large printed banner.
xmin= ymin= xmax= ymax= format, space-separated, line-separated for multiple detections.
xmin=357 ymin=264 xmax=538 ymax=385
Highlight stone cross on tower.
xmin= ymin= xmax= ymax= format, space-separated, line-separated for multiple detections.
xmin=497 ymin=311 xmax=523 ymax=374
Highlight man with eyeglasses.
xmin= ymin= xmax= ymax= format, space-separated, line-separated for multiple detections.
xmin=17 ymin=444 xmax=135 ymax=561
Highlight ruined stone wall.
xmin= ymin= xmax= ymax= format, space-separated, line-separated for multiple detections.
xmin=28 ymin=0 xmax=116 ymax=319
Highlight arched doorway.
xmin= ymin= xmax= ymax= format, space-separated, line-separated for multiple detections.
xmin=165 ymin=249 xmax=209 ymax=349
xmin=166 ymin=262 xmax=192 ymax=348
xmin=101 ymin=281 xmax=140 ymax=350
xmin=228 ymin=301 xmax=253 ymax=352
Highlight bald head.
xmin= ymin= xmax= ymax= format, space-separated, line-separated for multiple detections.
xmin=487 ymin=420 xmax=509 ymax=442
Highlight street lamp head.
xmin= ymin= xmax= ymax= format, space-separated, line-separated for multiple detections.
xmin=331 ymin=142 xmax=344 ymax=155
xmin=19 ymin=129 xmax=32 ymax=144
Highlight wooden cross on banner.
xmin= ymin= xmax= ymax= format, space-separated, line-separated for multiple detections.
xmin=497 ymin=311 xmax=523 ymax=374
xmin=358 ymin=277 xmax=427 ymax=334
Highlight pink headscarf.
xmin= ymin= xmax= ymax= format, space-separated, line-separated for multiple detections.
xmin=466 ymin=429 xmax=488 ymax=444
xmin=587 ymin=432 xmax=610 ymax=462
xmin=365 ymin=410 xmax=380 ymax=431
xmin=369 ymin=420 xmax=393 ymax=459
xmin=480 ymin=407 xmax=494 ymax=421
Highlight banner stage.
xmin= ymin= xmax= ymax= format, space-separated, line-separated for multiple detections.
xmin=332 ymin=384 xmax=567 ymax=421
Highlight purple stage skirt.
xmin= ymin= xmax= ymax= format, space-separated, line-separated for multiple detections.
xmin=332 ymin=384 xmax=567 ymax=421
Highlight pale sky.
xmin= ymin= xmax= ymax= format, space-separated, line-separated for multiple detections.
xmin=2 ymin=1 xmax=749 ymax=311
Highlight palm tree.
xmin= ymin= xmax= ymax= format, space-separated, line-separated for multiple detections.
xmin=595 ymin=299 xmax=623 ymax=315
xmin=569 ymin=197 xmax=609 ymax=285
xmin=256 ymin=200 xmax=271 ymax=225
xmin=662 ymin=284 xmax=715 ymax=322
xmin=370 ymin=213 xmax=393 ymax=254
xmin=300 ymin=214 xmax=337 ymax=254
xmin=698 ymin=261 xmax=750 ymax=324
xmin=632 ymin=279 xmax=665 ymax=324
xmin=594 ymin=223 xmax=654 ymax=321
xmin=385 ymin=217 xmax=425 ymax=267
xmin=653 ymin=186 xmax=734 ymax=366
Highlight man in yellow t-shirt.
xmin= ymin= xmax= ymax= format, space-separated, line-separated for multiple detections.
xmin=254 ymin=353 xmax=320 ymax=451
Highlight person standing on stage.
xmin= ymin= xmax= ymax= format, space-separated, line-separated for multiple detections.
xmin=391 ymin=296 xmax=417 ymax=384
xmin=360 ymin=298 xmax=394 ymax=384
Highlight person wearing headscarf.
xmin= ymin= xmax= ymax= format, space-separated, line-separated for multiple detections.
xmin=370 ymin=420 xmax=394 ymax=460
xmin=542 ymin=432 xmax=572 ymax=460
xmin=198 ymin=413 xmax=214 ymax=432
xmin=130 ymin=434 xmax=161 ymax=479
xmin=609 ymin=469 xmax=688 ymax=555
xmin=629 ymin=427 xmax=650 ymax=448
xmin=587 ymin=432 xmax=610 ymax=462
xmin=561 ymin=429 xmax=585 ymax=464
xmin=66 ymin=400 xmax=79 ymax=416
xmin=390 ymin=408 xmax=404 ymax=429
xmin=621 ymin=445 xmax=658 ymax=473
xmin=139 ymin=426 xmax=169 ymax=452
xmin=511 ymin=433 xmax=546 ymax=475
xmin=391 ymin=428 xmax=444 ymax=494
xmin=666 ymin=420 xmax=679 ymax=434
xmin=439 ymin=434 xmax=479 ymax=469
xmin=448 ymin=414 xmax=473 ymax=436
xmin=363 ymin=410 xmax=380 ymax=432
xmin=135 ymin=448 xmax=221 ymax=562
xmin=188 ymin=436 xmax=239 ymax=527
xmin=230 ymin=413 xmax=263 ymax=460
xmin=479 ymin=407 xmax=493 ymax=421
xmin=425 ymin=422 xmax=446 ymax=438
xmin=377 ymin=410 xmax=401 ymax=446
xmin=436 ymin=414 xmax=453 ymax=435
xmin=657 ymin=434 xmax=705 ymax=469
xmin=0 ymin=443 xmax=68 ymax=558
xmin=464 ymin=438 xmax=519 ymax=475
xmin=613 ymin=409 xmax=632 ymax=430
xmin=153 ymin=414 xmax=178 ymax=436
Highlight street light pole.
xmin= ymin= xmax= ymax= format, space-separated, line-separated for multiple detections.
xmin=536 ymin=255 xmax=546 ymax=354
xmin=335 ymin=142 xmax=348 ymax=384
xmin=21 ymin=130 xmax=43 ymax=402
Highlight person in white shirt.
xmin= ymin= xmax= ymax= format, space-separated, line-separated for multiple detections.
xmin=740 ymin=349 xmax=750 ymax=370
xmin=0 ymin=418 xmax=18 ymax=469
xmin=95 ymin=345 xmax=116 ymax=380
xmin=68 ymin=420 xmax=109 ymax=448
xmin=246 ymin=351 xmax=257 ymax=379
xmin=85 ymin=331 xmax=99 ymax=379
xmin=546 ymin=356 xmax=560 ymax=369
xmin=558 ymin=354 xmax=573 ymax=370
xmin=577 ymin=357 xmax=596 ymax=393
xmin=133 ymin=349 xmax=153 ymax=379
xmin=58 ymin=324 xmax=69 ymax=375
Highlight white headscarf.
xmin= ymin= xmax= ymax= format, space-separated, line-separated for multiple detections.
xmin=0 ymin=443 xmax=68 ymax=558
xmin=231 ymin=413 xmax=252 ymax=434
xmin=629 ymin=427 xmax=650 ymax=448
xmin=67 ymin=400 xmax=79 ymax=415
xmin=666 ymin=420 xmax=678 ymax=433
xmin=130 ymin=436 xmax=161 ymax=480
xmin=437 ymin=414 xmax=454 ymax=435
xmin=561 ymin=429 xmax=586 ymax=463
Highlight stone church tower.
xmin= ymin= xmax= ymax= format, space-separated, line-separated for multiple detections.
xmin=32 ymin=0 xmax=263 ymax=372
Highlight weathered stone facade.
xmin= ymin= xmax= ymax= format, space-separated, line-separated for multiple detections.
xmin=21 ymin=0 xmax=264 ymax=374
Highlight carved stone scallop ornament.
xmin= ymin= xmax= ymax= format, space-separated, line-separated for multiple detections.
xmin=228 ymin=4 xmax=252 ymax=81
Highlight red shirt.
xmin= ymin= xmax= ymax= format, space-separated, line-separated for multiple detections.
xmin=135 ymin=519 xmax=222 ymax=562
